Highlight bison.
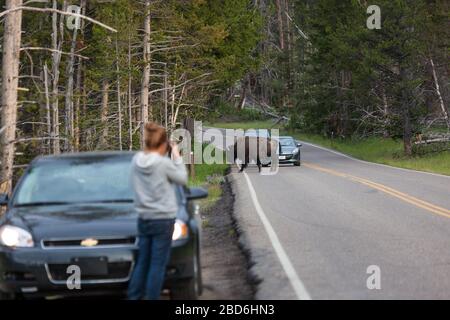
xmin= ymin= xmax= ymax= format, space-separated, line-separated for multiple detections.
xmin=232 ymin=136 xmax=276 ymax=173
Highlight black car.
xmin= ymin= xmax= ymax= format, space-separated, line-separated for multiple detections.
xmin=0 ymin=152 xmax=207 ymax=300
xmin=278 ymin=136 xmax=302 ymax=166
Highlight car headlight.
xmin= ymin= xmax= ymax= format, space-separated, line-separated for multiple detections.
xmin=293 ymin=148 xmax=300 ymax=154
xmin=0 ymin=225 xmax=34 ymax=248
xmin=172 ymin=219 xmax=189 ymax=241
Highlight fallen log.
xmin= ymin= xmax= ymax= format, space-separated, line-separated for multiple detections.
xmin=414 ymin=137 xmax=450 ymax=145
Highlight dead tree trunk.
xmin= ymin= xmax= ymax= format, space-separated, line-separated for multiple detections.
xmin=50 ymin=0 xmax=67 ymax=155
xmin=43 ymin=63 xmax=52 ymax=153
xmin=381 ymin=86 xmax=390 ymax=138
xmin=73 ymin=0 xmax=86 ymax=152
xmin=128 ymin=38 xmax=133 ymax=151
xmin=74 ymin=63 xmax=82 ymax=152
xmin=170 ymin=81 xmax=175 ymax=130
xmin=64 ymin=29 xmax=78 ymax=152
xmin=98 ymin=80 xmax=110 ymax=149
xmin=140 ymin=0 xmax=151 ymax=148
xmin=285 ymin=0 xmax=294 ymax=98
xmin=238 ymin=79 xmax=247 ymax=110
xmin=164 ymin=68 xmax=168 ymax=128
xmin=0 ymin=0 xmax=23 ymax=194
xmin=275 ymin=0 xmax=285 ymax=50
xmin=64 ymin=2 xmax=84 ymax=152
xmin=116 ymin=39 xmax=123 ymax=151
xmin=430 ymin=57 xmax=450 ymax=129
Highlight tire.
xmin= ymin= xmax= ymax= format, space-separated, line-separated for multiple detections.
xmin=294 ymin=160 xmax=301 ymax=166
xmin=170 ymin=251 xmax=201 ymax=300
xmin=196 ymin=250 xmax=203 ymax=296
xmin=262 ymin=160 xmax=271 ymax=167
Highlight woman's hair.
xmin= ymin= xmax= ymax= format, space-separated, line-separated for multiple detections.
xmin=144 ymin=122 xmax=168 ymax=150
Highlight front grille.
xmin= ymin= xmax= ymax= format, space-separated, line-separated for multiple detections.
xmin=42 ymin=237 xmax=136 ymax=249
xmin=3 ymin=272 xmax=36 ymax=282
xmin=46 ymin=261 xmax=132 ymax=283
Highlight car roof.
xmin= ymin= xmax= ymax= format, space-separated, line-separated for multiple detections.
xmin=279 ymin=136 xmax=295 ymax=139
xmin=32 ymin=151 xmax=136 ymax=165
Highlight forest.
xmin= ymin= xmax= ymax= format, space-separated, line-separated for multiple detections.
xmin=0 ymin=0 xmax=449 ymax=192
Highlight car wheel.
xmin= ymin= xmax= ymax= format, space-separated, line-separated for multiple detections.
xmin=294 ymin=160 xmax=301 ymax=166
xmin=196 ymin=244 xmax=203 ymax=296
xmin=261 ymin=160 xmax=271 ymax=167
xmin=170 ymin=251 xmax=201 ymax=300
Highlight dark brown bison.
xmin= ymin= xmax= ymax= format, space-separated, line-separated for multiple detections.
xmin=232 ymin=136 xmax=275 ymax=173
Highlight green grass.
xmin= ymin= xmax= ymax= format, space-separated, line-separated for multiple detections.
xmin=189 ymin=143 xmax=229 ymax=208
xmin=289 ymin=132 xmax=450 ymax=176
xmin=189 ymin=162 xmax=229 ymax=227
xmin=208 ymin=120 xmax=450 ymax=176
xmin=189 ymin=162 xmax=229 ymax=187
xmin=189 ymin=162 xmax=229 ymax=210
xmin=290 ymin=133 xmax=404 ymax=160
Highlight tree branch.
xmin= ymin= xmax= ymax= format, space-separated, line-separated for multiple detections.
xmin=0 ymin=6 xmax=117 ymax=33
xmin=21 ymin=47 xmax=89 ymax=60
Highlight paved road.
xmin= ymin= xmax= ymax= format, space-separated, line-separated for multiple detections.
xmin=204 ymin=128 xmax=450 ymax=299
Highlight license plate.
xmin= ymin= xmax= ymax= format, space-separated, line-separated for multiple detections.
xmin=279 ymin=156 xmax=286 ymax=160
xmin=71 ymin=257 xmax=108 ymax=276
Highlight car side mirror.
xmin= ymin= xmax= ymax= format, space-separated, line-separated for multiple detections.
xmin=187 ymin=187 xmax=208 ymax=200
xmin=297 ymin=143 xmax=303 ymax=147
xmin=0 ymin=194 xmax=9 ymax=206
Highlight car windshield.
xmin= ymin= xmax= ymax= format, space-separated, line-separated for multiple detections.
xmin=14 ymin=156 xmax=134 ymax=206
xmin=280 ymin=138 xmax=296 ymax=147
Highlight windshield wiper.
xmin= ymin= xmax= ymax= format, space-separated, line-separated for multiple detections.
xmin=15 ymin=199 xmax=133 ymax=207
xmin=84 ymin=199 xmax=133 ymax=204
xmin=15 ymin=201 xmax=74 ymax=207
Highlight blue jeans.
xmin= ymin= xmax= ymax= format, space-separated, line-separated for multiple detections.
xmin=128 ymin=219 xmax=174 ymax=300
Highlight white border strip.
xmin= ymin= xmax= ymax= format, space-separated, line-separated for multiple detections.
xmin=243 ymin=172 xmax=312 ymax=300
xmin=300 ymin=141 xmax=450 ymax=179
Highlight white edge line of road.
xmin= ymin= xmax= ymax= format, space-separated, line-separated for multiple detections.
xmin=299 ymin=141 xmax=450 ymax=179
xmin=243 ymin=171 xmax=312 ymax=300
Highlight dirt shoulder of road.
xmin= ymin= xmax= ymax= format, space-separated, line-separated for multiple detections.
xmin=199 ymin=174 xmax=255 ymax=300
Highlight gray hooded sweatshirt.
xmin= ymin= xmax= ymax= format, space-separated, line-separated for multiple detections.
xmin=130 ymin=152 xmax=188 ymax=220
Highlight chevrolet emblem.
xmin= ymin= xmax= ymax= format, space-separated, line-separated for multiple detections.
xmin=81 ymin=238 xmax=99 ymax=247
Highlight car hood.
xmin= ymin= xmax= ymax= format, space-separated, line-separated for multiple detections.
xmin=7 ymin=203 xmax=138 ymax=240
xmin=280 ymin=146 xmax=296 ymax=154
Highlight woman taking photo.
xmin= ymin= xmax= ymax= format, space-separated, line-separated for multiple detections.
xmin=128 ymin=123 xmax=188 ymax=300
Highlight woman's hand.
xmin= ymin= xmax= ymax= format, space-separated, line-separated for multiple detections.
xmin=170 ymin=142 xmax=181 ymax=161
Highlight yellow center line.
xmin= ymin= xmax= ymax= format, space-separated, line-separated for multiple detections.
xmin=303 ymin=162 xmax=450 ymax=219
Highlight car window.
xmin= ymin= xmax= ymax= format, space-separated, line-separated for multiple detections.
xmin=14 ymin=158 xmax=133 ymax=205
xmin=280 ymin=138 xmax=296 ymax=147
